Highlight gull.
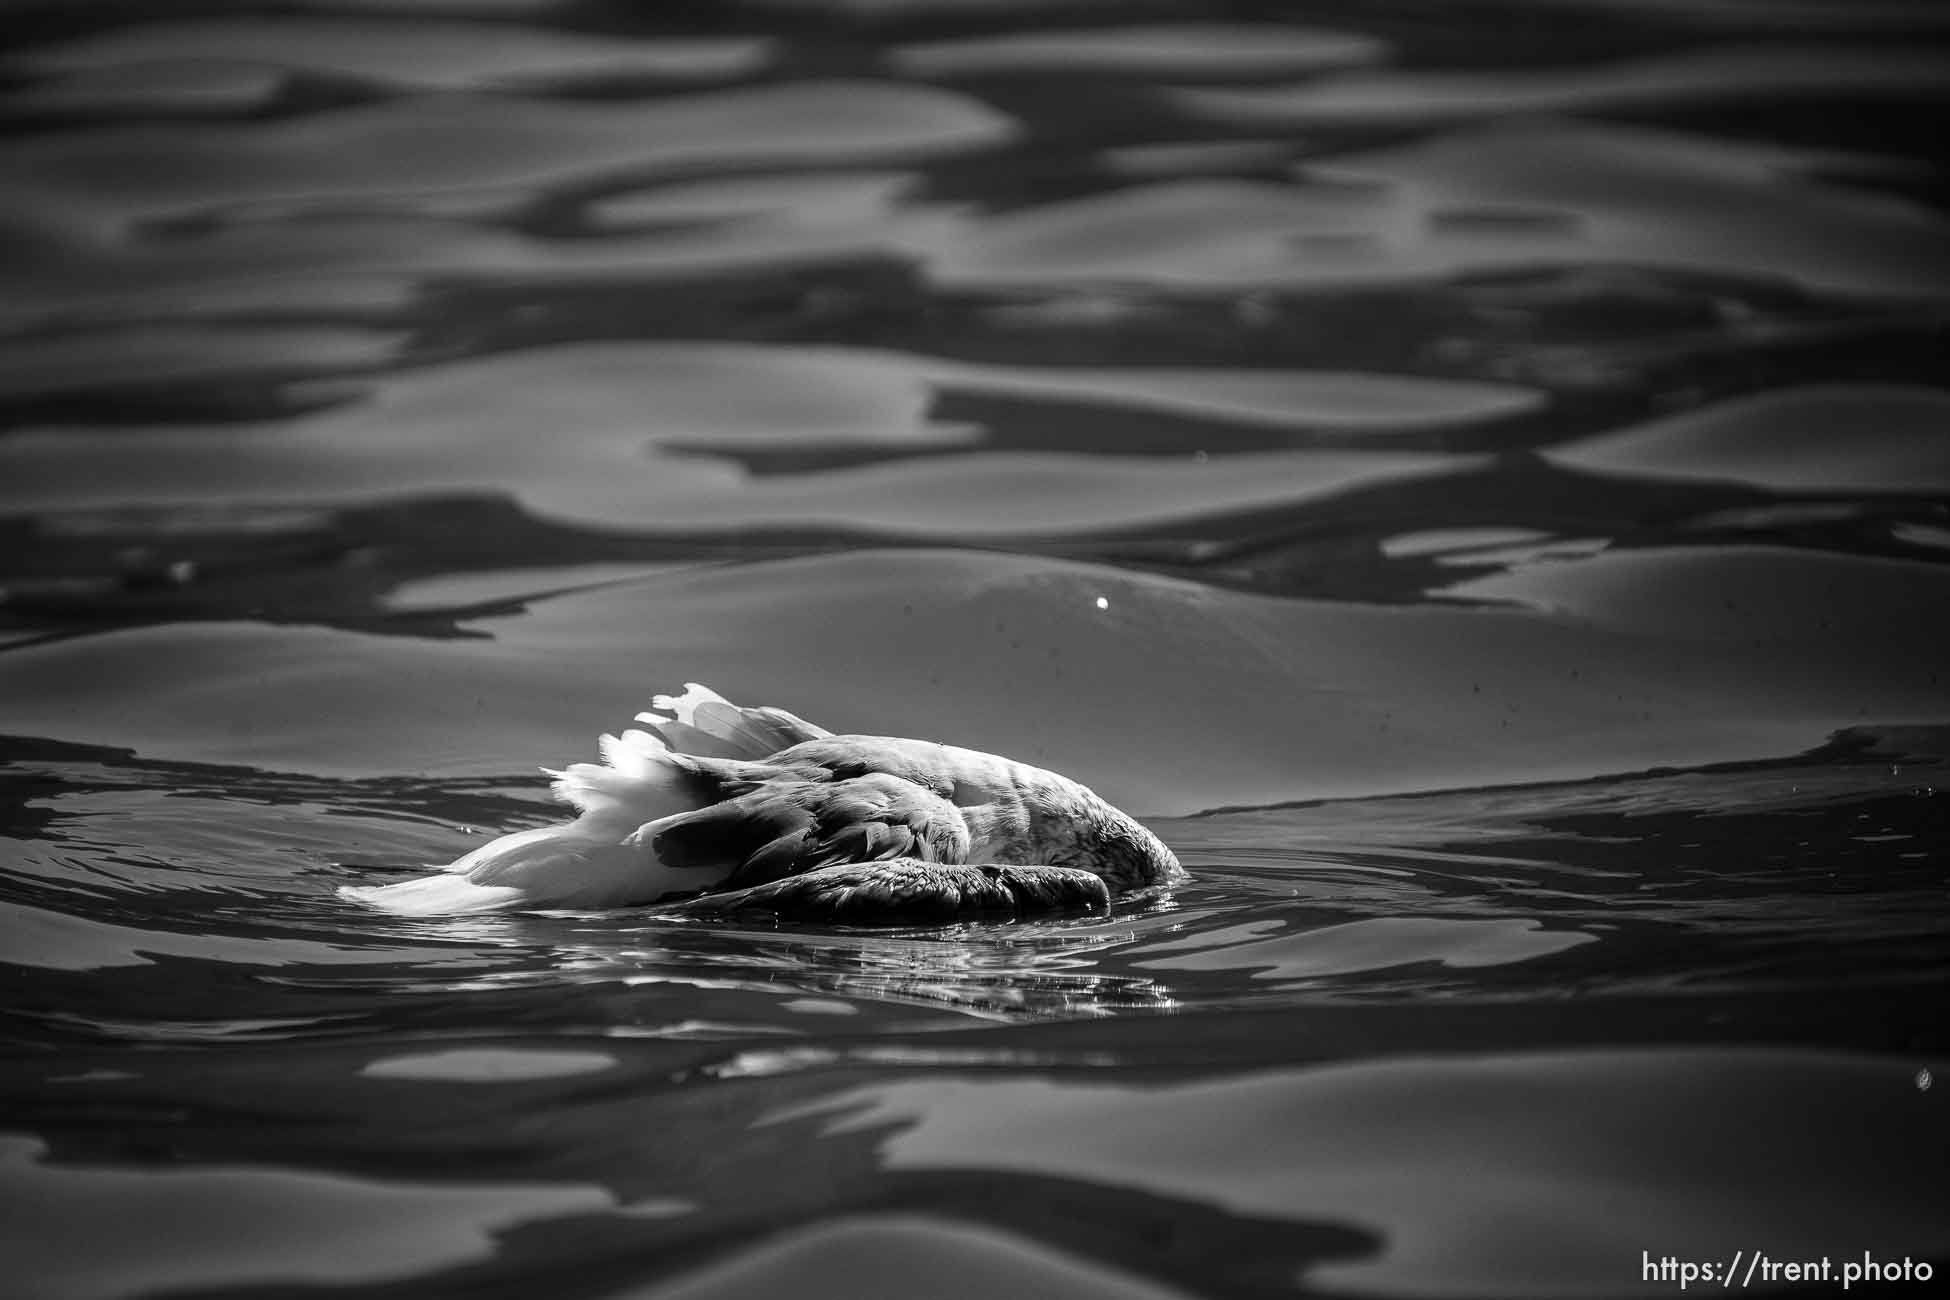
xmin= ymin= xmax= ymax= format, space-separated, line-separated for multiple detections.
xmin=339 ymin=683 xmax=1182 ymax=923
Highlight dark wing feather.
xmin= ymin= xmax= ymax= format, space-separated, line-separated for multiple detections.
xmin=648 ymin=791 xmax=806 ymax=872
xmin=666 ymin=861 xmax=1111 ymax=925
xmin=728 ymin=831 xmax=809 ymax=886
xmin=648 ymin=773 xmax=970 ymax=891
xmin=805 ymin=820 xmax=908 ymax=870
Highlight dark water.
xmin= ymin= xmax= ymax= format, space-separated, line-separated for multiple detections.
xmin=3 ymin=2 xmax=1948 ymax=1297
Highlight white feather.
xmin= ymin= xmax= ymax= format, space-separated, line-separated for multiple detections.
xmin=342 ymin=684 xmax=846 ymax=914
xmin=650 ymin=683 xmax=726 ymax=725
xmin=339 ymin=874 xmax=526 ymax=916
xmin=545 ymin=732 xmax=697 ymax=832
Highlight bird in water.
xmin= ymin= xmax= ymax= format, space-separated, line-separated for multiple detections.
xmin=339 ymin=683 xmax=1182 ymax=923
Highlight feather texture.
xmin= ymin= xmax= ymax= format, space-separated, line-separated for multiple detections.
xmin=339 ymin=684 xmax=1181 ymax=917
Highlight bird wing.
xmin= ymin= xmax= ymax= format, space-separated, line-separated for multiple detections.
xmin=636 ymin=683 xmax=832 ymax=760
xmin=638 ymin=772 xmax=972 ymax=891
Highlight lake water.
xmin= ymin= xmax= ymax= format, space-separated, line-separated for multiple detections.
xmin=2 ymin=2 xmax=1947 ymax=1297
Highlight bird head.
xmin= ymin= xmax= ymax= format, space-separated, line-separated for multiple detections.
xmin=1078 ymin=811 xmax=1182 ymax=890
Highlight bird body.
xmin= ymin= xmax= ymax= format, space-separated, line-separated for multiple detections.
xmin=339 ymin=684 xmax=1182 ymax=921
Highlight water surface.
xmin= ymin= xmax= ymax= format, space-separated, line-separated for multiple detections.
xmin=3 ymin=2 xmax=1947 ymax=1297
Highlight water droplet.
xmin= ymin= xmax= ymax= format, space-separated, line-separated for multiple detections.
xmin=1094 ymin=596 xmax=1109 ymax=611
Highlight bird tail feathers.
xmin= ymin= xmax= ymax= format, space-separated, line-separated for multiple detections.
xmin=341 ymin=682 xmax=834 ymax=916
xmin=544 ymin=683 xmax=830 ymax=825
xmin=337 ymin=874 xmax=526 ymax=915
xmin=544 ymin=726 xmax=704 ymax=830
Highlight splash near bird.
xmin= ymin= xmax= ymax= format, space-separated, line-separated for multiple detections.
xmin=339 ymin=684 xmax=1182 ymax=923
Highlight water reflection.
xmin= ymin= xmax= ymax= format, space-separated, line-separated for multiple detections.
xmin=0 ymin=1133 xmax=615 ymax=1298
xmin=607 ymin=918 xmax=1183 ymax=1020
xmin=14 ymin=17 xmax=776 ymax=93
xmin=936 ymin=120 xmax=1950 ymax=296
xmin=1133 ymin=915 xmax=1596 ymax=981
xmin=1173 ymin=45 xmax=1950 ymax=126
xmin=630 ymin=1214 xmax=1210 ymax=1300
xmin=761 ymin=1047 xmax=1950 ymax=1297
